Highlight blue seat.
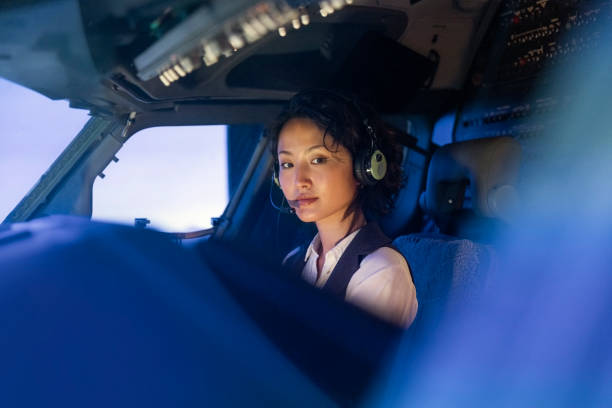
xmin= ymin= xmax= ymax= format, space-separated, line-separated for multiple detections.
xmin=394 ymin=233 xmax=496 ymax=332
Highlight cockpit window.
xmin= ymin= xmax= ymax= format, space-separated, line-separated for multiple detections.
xmin=91 ymin=125 xmax=228 ymax=232
xmin=0 ymin=78 xmax=90 ymax=221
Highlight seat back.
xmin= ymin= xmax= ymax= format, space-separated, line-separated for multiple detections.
xmin=420 ymin=136 xmax=521 ymax=241
xmin=394 ymin=136 xmax=520 ymax=331
xmin=394 ymin=233 xmax=496 ymax=332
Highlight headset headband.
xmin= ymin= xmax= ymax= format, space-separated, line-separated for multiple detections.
xmin=295 ymin=89 xmax=378 ymax=144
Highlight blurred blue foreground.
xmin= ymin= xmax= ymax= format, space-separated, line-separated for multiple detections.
xmin=371 ymin=23 xmax=612 ymax=408
xmin=0 ymin=216 xmax=332 ymax=407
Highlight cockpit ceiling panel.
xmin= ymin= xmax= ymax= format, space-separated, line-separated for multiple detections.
xmin=0 ymin=0 xmax=498 ymax=115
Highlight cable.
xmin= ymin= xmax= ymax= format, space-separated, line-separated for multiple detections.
xmin=269 ymin=178 xmax=295 ymax=261
xmin=269 ymin=178 xmax=295 ymax=215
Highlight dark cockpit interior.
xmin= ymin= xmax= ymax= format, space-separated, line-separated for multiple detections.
xmin=1 ymin=0 xmax=611 ymax=406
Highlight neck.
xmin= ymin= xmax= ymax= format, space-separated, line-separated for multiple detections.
xmin=315 ymin=210 xmax=366 ymax=257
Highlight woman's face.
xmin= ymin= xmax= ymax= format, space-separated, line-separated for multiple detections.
xmin=277 ymin=117 xmax=359 ymax=224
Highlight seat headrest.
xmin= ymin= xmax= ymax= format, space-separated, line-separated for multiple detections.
xmin=420 ymin=136 xmax=521 ymax=239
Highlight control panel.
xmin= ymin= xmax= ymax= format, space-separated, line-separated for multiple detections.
xmin=455 ymin=0 xmax=612 ymax=160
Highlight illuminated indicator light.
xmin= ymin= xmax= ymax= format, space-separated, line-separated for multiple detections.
xmin=284 ymin=8 xmax=299 ymax=21
xmin=222 ymin=48 xmax=233 ymax=58
xmin=173 ymin=64 xmax=186 ymax=77
xmin=300 ymin=14 xmax=310 ymax=26
xmin=331 ymin=0 xmax=344 ymax=10
xmin=159 ymin=74 xmax=170 ymax=86
xmin=203 ymin=54 xmax=218 ymax=66
xmin=277 ymin=7 xmax=296 ymax=26
xmin=179 ymin=57 xmax=194 ymax=73
xmin=278 ymin=26 xmax=287 ymax=37
xmin=292 ymin=18 xmax=300 ymax=29
xmin=320 ymin=9 xmax=328 ymax=17
xmin=346 ymin=0 xmax=353 ymax=4
xmin=268 ymin=5 xmax=288 ymax=26
xmin=320 ymin=1 xmax=334 ymax=14
xmin=203 ymin=42 xmax=220 ymax=66
xmin=242 ymin=21 xmax=260 ymax=43
xmin=259 ymin=13 xmax=278 ymax=31
xmin=204 ymin=42 xmax=221 ymax=59
xmin=162 ymin=71 xmax=174 ymax=82
xmin=228 ymin=34 xmax=245 ymax=49
xmin=168 ymin=69 xmax=179 ymax=81
xmin=250 ymin=18 xmax=268 ymax=36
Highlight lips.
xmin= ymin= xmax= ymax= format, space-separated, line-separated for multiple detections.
xmin=289 ymin=197 xmax=318 ymax=208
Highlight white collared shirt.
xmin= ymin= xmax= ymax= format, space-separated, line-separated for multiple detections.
xmin=298 ymin=229 xmax=418 ymax=327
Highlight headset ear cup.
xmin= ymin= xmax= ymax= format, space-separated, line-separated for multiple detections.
xmin=370 ymin=149 xmax=387 ymax=181
xmin=354 ymin=149 xmax=387 ymax=186
xmin=354 ymin=149 xmax=374 ymax=187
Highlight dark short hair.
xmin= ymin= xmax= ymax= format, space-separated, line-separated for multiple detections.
xmin=267 ymin=89 xmax=404 ymax=218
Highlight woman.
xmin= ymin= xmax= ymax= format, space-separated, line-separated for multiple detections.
xmin=269 ymin=89 xmax=418 ymax=327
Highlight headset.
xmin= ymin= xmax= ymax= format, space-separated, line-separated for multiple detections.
xmin=270 ymin=173 xmax=295 ymax=214
xmin=352 ymin=116 xmax=388 ymax=187
xmin=271 ymin=89 xmax=388 ymax=202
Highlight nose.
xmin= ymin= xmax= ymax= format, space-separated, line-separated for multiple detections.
xmin=294 ymin=161 xmax=312 ymax=190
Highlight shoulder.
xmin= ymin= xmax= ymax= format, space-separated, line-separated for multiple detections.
xmin=363 ymin=246 xmax=408 ymax=269
xmin=354 ymin=246 xmax=411 ymax=283
xmin=348 ymin=246 xmax=414 ymax=301
xmin=346 ymin=246 xmax=418 ymax=327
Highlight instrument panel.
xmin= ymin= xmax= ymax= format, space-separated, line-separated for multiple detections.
xmin=456 ymin=0 xmax=612 ymax=159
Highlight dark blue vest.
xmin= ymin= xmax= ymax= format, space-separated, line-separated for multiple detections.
xmin=282 ymin=223 xmax=395 ymax=298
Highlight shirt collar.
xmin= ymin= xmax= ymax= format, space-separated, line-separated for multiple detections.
xmin=304 ymin=234 xmax=320 ymax=261
xmin=304 ymin=228 xmax=362 ymax=262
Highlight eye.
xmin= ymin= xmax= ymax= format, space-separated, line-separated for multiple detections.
xmin=280 ymin=162 xmax=293 ymax=169
xmin=311 ymin=157 xmax=327 ymax=165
